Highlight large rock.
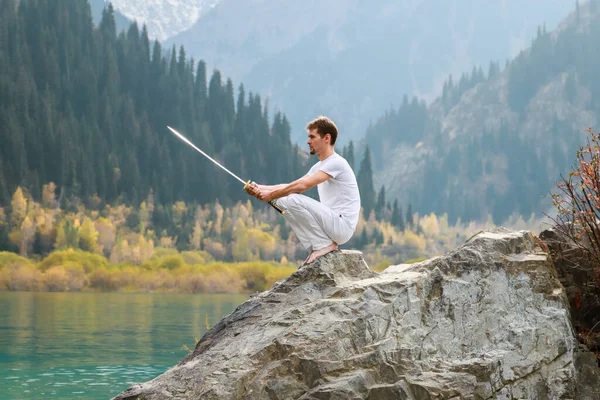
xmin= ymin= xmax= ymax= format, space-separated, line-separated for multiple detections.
xmin=115 ymin=228 xmax=600 ymax=399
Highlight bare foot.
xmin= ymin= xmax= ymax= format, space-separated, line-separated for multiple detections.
xmin=305 ymin=242 xmax=338 ymax=265
xmin=302 ymin=250 xmax=314 ymax=266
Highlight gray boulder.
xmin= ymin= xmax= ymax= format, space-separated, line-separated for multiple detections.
xmin=114 ymin=228 xmax=600 ymax=399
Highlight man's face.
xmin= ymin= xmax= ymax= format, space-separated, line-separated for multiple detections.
xmin=307 ymin=129 xmax=328 ymax=155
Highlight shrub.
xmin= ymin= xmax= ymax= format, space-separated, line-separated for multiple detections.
xmin=88 ymin=267 xmax=116 ymax=291
xmin=4 ymin=264 xmax=43 ymax=291
xmin=235 ymin=262 xmax=269 ymax=292
xmin=151 ymin=247 xmax=179 ymax=259
xmin=140 ymin=250 xmax=184 ymax=271
xmin=44 ymin=266 xmax=70 ymax=292
xmin=200 ymin=264 xmax=245 ymax=293
xmin=180 ymin=250 xmax=214 ymax=265
xmin=62 ymin=263 xmax=87 ymax=290
xmin=158 ymin=254 xmax=185 ymax=270
xmin=38 ymin=249 xmax=108 ymax=273
xmin=0 ymin=268 xmax=8 ymax=289
xmin=549 ymin=127 xmax=600 ymax=358
xmin=552 ymin=128 xmax=600 ymax=265
xmin=0 ymin=251 xmax=30 ymax=269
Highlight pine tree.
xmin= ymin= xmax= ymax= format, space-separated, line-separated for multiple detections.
xmin=406 ymin=203 xmax=413 ymax=229
xmin=100 ymin=3 xmax=117 ymax=42
xmin=391 ymin=200 xmax=405 ymax=231
xmin=207 ymin=70 xmax=225 ymax=152
xmin=375 ymin=185 xmax=386 ymax=220
xmin=357 ymin=146 xmax=375 ymax=218
xmin=375 ymin=229 xmax=384 ymax=246
xmin=0 ymin=158 xmax=8 ymax=205
xmin=346 ymin=141 xmax=355 ymax=171
xmin=360 ymin=227 xmax=368 ymax=249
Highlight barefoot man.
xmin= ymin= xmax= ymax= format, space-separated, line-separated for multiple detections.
xmin=245 ymin=116 xmax=361 ymax=265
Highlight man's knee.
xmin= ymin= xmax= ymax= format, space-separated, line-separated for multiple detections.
xmin=277 ymin=193 xmax=303 ymax=210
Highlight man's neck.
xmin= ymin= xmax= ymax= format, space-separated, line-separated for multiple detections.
xmin=318 ymin=147 xmax=335 ymax=161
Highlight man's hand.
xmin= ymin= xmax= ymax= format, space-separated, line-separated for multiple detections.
xmin=245 ymin=182 xmax=275 ymax=203
xmin=245 ymin=181 xmax=261 ymax=199
xmin=258 ymin=190 xmax=274 ymax=203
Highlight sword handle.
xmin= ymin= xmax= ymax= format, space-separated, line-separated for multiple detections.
xmin=268 ymin=200 xmax=285 ymax=215
xmin=244 ymin=180 xmax=285 ymax=215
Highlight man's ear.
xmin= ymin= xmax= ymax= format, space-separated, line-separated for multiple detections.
xmin=325 ymin=133 xmax=331 ymax=144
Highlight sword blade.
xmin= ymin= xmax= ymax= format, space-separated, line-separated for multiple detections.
xmin=167 ymin=126 xmax=246 ymax=185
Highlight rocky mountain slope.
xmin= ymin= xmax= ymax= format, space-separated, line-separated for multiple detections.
xmin=103 ymin=0 xmax=220 ymax=41
xmin=113 ymin=229 xmax=600 ymax=399
xmin=373 ymin=1 xmax=600 ymax=223
xmin=167 ymin=0 xmax=574 ymax=142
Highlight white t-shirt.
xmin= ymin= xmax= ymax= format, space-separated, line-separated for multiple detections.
xmin=307 ymin=152 xmax=361 ymax=230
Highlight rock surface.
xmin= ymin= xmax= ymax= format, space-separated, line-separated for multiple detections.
xmin=114 ymin=228 xmax=600 ymax=399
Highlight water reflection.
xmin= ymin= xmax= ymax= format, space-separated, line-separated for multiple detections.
xmin=0 ymin=292 xmax=247 ymax=399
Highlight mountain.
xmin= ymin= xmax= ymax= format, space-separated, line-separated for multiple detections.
xmin=106 ymin=0 xmax=220 ymax=41
xmin=370 ymin=0 xmax=600 ymax=223
xmin=168 ymin=0 xmax=575 ymax=143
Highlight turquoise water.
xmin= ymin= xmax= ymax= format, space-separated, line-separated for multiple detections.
xmin=0 ymin=292 xmax=248 ymax=399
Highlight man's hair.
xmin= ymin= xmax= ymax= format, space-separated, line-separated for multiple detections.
xmin=306 ymin=116 xmax=338 ymax=145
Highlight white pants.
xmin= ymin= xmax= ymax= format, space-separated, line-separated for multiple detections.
xmin=276 ymin=194 xmax=355 ymax=251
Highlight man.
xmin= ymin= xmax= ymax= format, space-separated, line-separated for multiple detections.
xmin=245 ymin=116 xmax=361 ymax=265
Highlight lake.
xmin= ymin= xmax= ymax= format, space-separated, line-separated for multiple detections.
xmin=0 ymin=292 xmax=249 ymax=399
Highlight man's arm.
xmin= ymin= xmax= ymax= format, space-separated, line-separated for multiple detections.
xmin=245 ymin=182 xmax=295 ymax=198
xmin=256 ymin=183 xmax=287 ymax=191
xmin=260 ymin=171 xmax=331 ymax=202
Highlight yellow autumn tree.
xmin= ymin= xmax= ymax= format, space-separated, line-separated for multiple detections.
xmin=10 ymin=187 xmax=27 ymax=228
xmin=172 ymin=201 xmax=188 ymax=228
xmin=248 ymin=228 xmax=276 ymax=260
xmin=54 ymin=221 xmax=67 ymax=250
xmin=189 ymin=220 xmax=204 ymax=250
xmin=139 ymin=201 xmax=149 ymax=231
xmin=202 ymin=238 xmax=227 ymax=260
xmin=131 ymin=235 xmax=154 ymax=265
xmin=402 ymin=230 xmax=427 ymax=254
xmin=54 ymin=220 xmax=79 ymax=250
xmin=34 ymin=206 xmax=57 ymax=252
xmin=213 ymin=201 xmax=224 ymax=237
xmin=159 ymin=236 xmax=176 ymax=248
xmin=110 ymin=239 xmax=131 ymax=263
xmin=420 ymin=213 xmax=440 ymax=238
xmin=42 ymin=182 xmax=58 ymax=209
xmin=19 ymin=216 xmax=36 ymax=257
xmin=79 ymin=217 xmax=100 ymax=253
xmin=231 ymin=219 xmax=251 ymax=261
xmin=95 ymin=217 xmax=116 ymax=255
xmin=7 ymin=230 xmax=22 ymax=253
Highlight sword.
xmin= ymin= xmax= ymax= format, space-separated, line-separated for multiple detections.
xmin=167 ymin=126 xmax=284 ymax=214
